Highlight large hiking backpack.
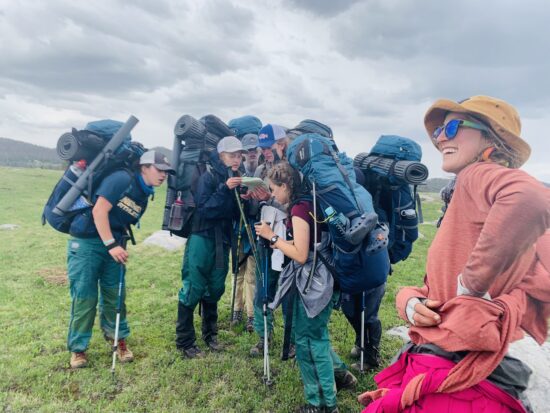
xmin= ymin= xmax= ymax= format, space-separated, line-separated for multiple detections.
xmin=162 ymin=114 xmax=232 ymax=237
xmin=354 ymin=135 xmax=428 ymax=264
xmin=287 ymin=133 xmax=390 ymax=293
xmin=228 ymin=115 xmax=262 ymax=138
xmin=42 ymin=118 xmax=145 ymax=234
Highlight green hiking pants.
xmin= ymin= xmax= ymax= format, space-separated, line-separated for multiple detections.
xmin=294 ymin=292 xmax=346 ymax=408
xmin=66 ymin=238 xmax=129 ymax=353
xmin=178 ymin=234 xmax=229 ymax=308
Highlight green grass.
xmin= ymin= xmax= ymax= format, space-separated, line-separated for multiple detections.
xmin=0 ymin=166 xmax=442 ymax=413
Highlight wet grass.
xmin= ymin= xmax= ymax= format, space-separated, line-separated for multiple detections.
xmin=0 ymin=166 xmax=442 ymax=412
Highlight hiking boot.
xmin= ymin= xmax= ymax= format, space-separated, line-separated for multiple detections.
xmin=350 ymin=347 xmax=381 ymax=372
xmin=350 ymin=344 xmax=361 ymax=359
xmin=70 ymin=352 xmax=88 ymax=368
xmin=178 ymin=344 xmax=204 ymax=359
xmin=245 ymin=316 xmax=254 ymax=333
xmin=335 ymin=370 xmax=357 ymax=392
xmin=230 ymin=310 xmax=243 ymax=327
xmin=107 ymin=338 xmax=134 ymax=363
xmin=295 ymin=404 xmax=339 ymax=413
xmin=249 ymin=336 xmax=271 ymax=357
xmin=288 ymin=343 xmax=296 ymax=359
xmin=205 ymin=336 xmax=224 ymax=352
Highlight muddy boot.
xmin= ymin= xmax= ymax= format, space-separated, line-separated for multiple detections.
xmin=107 ymin=338 xmax=134 ymax=363
xmin=179 ymin=344 xmax=205 ymax=359
xmin=230 ymin=310 xmax=243 ymax=327
xmin=245 ymin=316 xmax=254 ymax=333
xmin=249 ymin=334 xmax=271 ymax=357
xmin=70 ymin=352 xmax=88 ymax=368
xmin=335 ymin=370 xmax=357 ymax=392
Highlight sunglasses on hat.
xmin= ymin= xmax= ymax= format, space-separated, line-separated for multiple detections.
xmin=432 ymin=119 xmax=490 ymax=141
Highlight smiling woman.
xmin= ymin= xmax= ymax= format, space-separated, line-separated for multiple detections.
xmin=358 ymin=96 xmax=550 ymax=413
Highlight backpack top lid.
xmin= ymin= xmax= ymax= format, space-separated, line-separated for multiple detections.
xmin=293 ymin=119 xmax=333 ymax=140
xmin=84 ymin=119 xmax=132 ymax=143
xmin=228 ymin=116 xmax=263 ymax=138
xmin=370 ymin=135 xmax=422 ymax=162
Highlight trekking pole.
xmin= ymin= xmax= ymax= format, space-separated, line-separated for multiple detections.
xmin=111 ymin=262 xmax=126 ymax=377
xmin=234 ymin=189 xmax=262 ymax=274
xmin=230 ymin=215 xmax=244 ymax=326
xmin=261 ymin=238 xmax=273 ymax=386
xmin=360 ymin=290 xmax=366 ymax=373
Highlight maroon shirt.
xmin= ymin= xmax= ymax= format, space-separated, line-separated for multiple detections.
xmin=286 ymin=201 xmax=322 ymax=250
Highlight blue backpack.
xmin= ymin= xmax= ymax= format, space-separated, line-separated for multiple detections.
xmin=228 ymin=115 xmax=262 ymax=138
xmin=287 ymin=133 xmax=390 ymax=293
xmin=42 ymin=120 xmax=144 ymax=234
xmin=354 ymin=135 xmax=426 ymax=264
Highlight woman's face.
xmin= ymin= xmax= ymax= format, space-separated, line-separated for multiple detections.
xmin=261 ymin=147 xmax=275 ymax=163
xmin=220 ymin=151 xmax=243 ymax=171
xmin=273 ymin=139 xmax=288 ymax=159
xmin=269 ymin=181 xmax=290 ymax=205
xmin=434 ymin=112 xmax=489 ymax=174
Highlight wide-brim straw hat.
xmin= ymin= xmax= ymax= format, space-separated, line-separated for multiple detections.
xmin=424 ymin=95 xmax=531 ymax=167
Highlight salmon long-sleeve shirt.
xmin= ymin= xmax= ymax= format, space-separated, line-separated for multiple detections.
xmin=395 ymin=161 xmax=550 ymax=393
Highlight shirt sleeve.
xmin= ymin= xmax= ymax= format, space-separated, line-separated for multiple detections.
xmin=290 ymin=202 xmax=313 ymax=226
xmin=94 ymin=170 xmax=133 ymax=206
xmin=461 ymin=166 xmax=550 ymax=295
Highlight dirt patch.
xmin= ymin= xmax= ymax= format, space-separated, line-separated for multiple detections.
xmin=37 ymin=267 xmax=67 ymax=286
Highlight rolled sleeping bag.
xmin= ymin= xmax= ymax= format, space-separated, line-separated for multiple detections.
xmin=353 ymin=153 xmax=429 ymax=185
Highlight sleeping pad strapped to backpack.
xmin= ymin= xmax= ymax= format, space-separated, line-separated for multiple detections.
xmin=287 ymin=133 xmax=390 ymax=293
xmin=42 ymin=119 xmax=145 ymax=234
xmin=353 ymin=135 xmax=427 ymax=264
xmin=163 ymin=114 xmax=234 ymax=237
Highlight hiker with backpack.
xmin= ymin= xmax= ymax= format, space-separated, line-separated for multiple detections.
xmin=175 ymin=136 xmax=244 ymax=358
xmin=230 ymin=134 xmax=260 ymax=331
xmin=60 ymin=120 xmax=174 ymax=369
xmin=358 ymin=96 xmax=550 ymax=413
xmin=255 ymin=161 xmax=357 ymax=413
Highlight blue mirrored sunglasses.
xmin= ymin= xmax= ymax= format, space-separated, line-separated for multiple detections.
xmin=432 ymin=119 xmax=490 ymax=141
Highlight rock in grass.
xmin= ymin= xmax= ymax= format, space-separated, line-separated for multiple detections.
xmin=143 ymin=230 xmax=186 ymax=251
xmin=0 ymin=224 xmax=19 ymax=230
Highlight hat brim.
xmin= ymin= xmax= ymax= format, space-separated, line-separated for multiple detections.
xmin=154 ymin=164 xmax=176 ymax=175
xmin=424 ymin=99 xmax=531 ymax=167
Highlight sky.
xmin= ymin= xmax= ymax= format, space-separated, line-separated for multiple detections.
xmin=1 ymin=0 xmax=549 ymax=181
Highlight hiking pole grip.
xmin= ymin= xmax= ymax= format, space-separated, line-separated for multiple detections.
xmin=54 ymin=115 xmax=140 ymax=216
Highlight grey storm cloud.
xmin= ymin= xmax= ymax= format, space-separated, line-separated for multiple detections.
xmin=330 ymin=0 xmax=550 ymax=109
xmin=0 ymin=0 xmax=548 ymax=181
xmin=0 ymin=1 xmax=259 ymax=96
xmin=285 ymin=0 xmax=362 ymax=17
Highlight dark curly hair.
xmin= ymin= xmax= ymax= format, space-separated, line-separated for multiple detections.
xmin=266 ymin=161 xmax=303 ymax=209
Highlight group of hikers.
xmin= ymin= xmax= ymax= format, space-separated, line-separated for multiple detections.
xmin=52 ymin=95 xmax=550 ymax=413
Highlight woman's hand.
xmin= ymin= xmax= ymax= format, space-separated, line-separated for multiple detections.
xmin=248 ymin=186 xmax=271 ymax=201
xmin=226 ymin=177 xmax=242 ymax=190
xmin=254 ymin=221 xmax=274 ymax=240
xmin=412 ymin=299 xmax=442 ymax=327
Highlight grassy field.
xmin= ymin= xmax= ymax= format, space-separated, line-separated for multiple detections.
xmin=0 ymin=166 xmax=442 ymax=413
